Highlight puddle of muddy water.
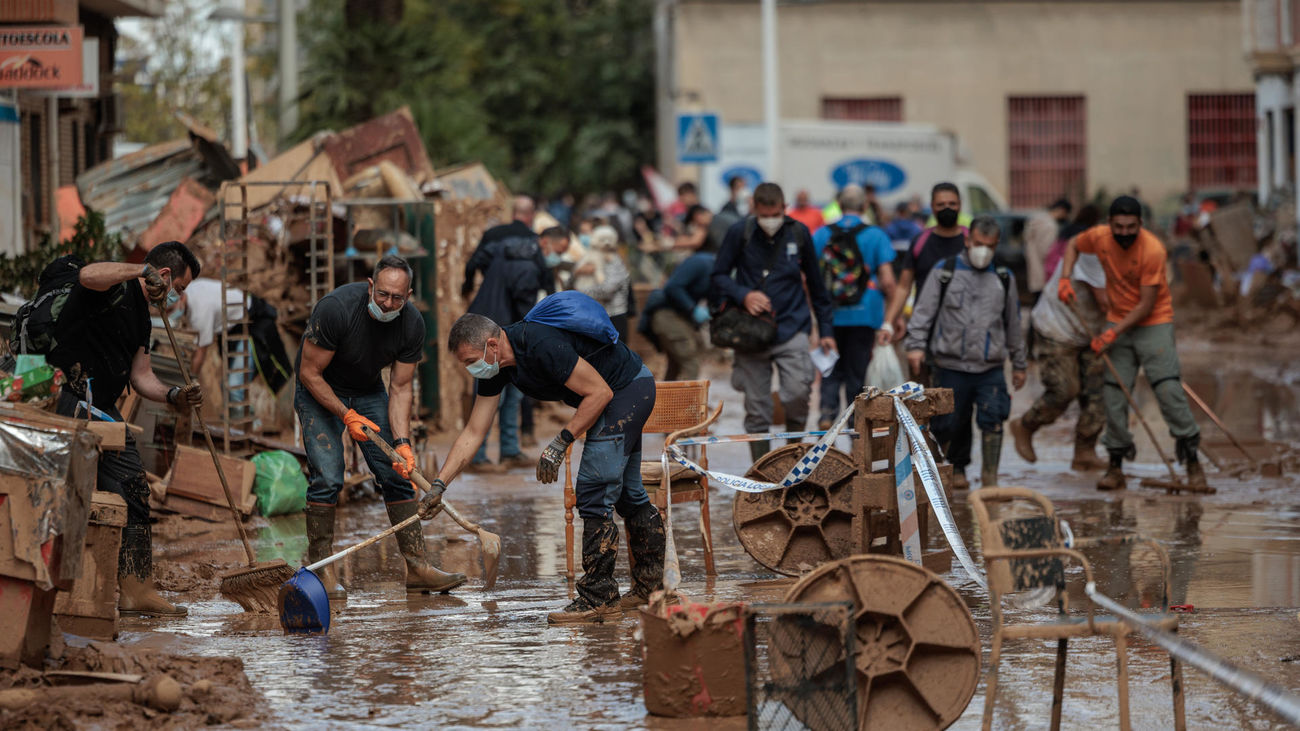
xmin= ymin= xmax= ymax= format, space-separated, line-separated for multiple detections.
xmin=121 ymin=342 xmax=1300 ymax=729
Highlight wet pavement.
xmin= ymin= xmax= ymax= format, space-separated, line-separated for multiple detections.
xmin=124 ymin=334 xmax=1300 ymax=729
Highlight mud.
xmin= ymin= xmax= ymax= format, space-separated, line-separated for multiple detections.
xmin=640 ymin=601 xmax=747 ymax=718
xmin=0 ymin=639 xmax=266 ymax=729
xmin=22 ymin=331 xmax=1300 ymax=728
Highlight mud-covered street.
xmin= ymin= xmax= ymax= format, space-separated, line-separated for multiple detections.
xmin=80 ymin=331 xmax=1298 ymax=729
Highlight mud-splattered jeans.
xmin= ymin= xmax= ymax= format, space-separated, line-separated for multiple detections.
xmin=1021 ymin=334 xmax=1105 ymax=443
xmin=931 ymin=366 xmax=1011 ymax=470
xmin=294 ymin=384 xmax=414 ymax=505
xmin=574 ymin=365 xmax=656 ymax=521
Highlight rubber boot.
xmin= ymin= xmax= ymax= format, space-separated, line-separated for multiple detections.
xmin=951 ymin=468 xmax=970 ymax=491
xmin=749 ymin=440 xmax=771 ymax=464
xmin=619 ymin=504 xmax=666 ymax=610
xmin=785 ymin=419 xmax=805 ymax=446
xmin=117 ymin=525 xmax=187 ymax=617
xmin=305 ymin=504 xmax=346 ymax=601
xmin=1177 ymin=435 xmax=1209 ymax=490
xmin=549 ymin=518 xmax=622 ymax=624
xmin=1097 ymin=450 xmax=1128 ymax=491
xmin=1070 ymin=437 xmax=1109 ymax=471
xmin=980 ymin=431 xmax=1002 ymax=488
xmin=1009 ymin=417 xmax=1037 ymax=463
xmin=386 ymin=501 xmax=467 ymax=594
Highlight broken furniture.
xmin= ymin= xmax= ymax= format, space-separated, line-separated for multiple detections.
xmin=744 ymin=601 xmax=858 ymax=730
xmin=53 ymin=492 xmax=128 ymax=641
xmin=968 ymin=487 xmax=1186 ymax=731
xmin=0 ymin=405 xmax=100 ymax=669
xmin=734 ymin=389 xmax=955 ymax=577
xmin=152 ymin=444 xmax=257 ymax=522
xmin=562 ymin=380 xmax=721 ymax=578
xmin=778 ymin=555 xmax=980 ymax=730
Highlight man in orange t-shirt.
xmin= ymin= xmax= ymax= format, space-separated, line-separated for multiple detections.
xmin=1059 ymin=195 xmax=1203 ymax=490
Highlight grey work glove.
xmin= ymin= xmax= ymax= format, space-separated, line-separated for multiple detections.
xmin=419 ymin=478 xmax=447 ymax=519
xmin=537 ymin=429 xmax=575 ymax=484
xmin=168 ymin=383 xmax=203 ymax=410
xmin=142 ymin=264 xmax=169 ymax=303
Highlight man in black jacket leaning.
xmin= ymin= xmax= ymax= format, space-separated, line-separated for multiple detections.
xmin=712 ymin=182 xmax=837 ymax=461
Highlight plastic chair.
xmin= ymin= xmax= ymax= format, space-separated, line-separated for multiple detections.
xmin=562 ymin=380 xmax=721 ymax=577
xmin=968 ymin=487 xmax=1186 ymax=731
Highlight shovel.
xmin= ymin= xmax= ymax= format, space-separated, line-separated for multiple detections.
xmin=361 ymin=426 xmax=501 ymax=588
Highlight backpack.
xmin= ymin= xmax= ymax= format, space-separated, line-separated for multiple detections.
xmin=821 ymin=221 xmax=871 ymax=306
xmin=9 ymin=255 xmax=85 ymax=357
xmin=925 ymin=255 xmax=1012 ymax=352
xmin=911 ymin=225 xmax=970 ymax=259
xmin=524 ymin=290 xmax=619 ymax=344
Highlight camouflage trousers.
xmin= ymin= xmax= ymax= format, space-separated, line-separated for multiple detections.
xmin=1021 ymin=334 xmax=1106 ymax=443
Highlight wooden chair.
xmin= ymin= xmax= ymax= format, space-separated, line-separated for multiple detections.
xmin=563 ymin=380 xmax=721 ymax=578
xmin=968 ymin=487 xmax=1186 ymax=731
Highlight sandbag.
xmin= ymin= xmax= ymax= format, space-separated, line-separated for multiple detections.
xmin=250 ymin=450 xmax=307 ymax=516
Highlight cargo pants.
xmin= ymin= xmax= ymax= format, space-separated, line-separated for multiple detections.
xmin=1099 ymin=322 xmax=1199 ymax=454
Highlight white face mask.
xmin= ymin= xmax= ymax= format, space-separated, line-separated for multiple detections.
xmin=757 ymin=216 xmax=783 ymax=237
xmin=968 ymin=245 xmax=995 ymax=270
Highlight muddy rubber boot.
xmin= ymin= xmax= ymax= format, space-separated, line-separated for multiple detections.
xmin=305 ymin=504 xmax=346 ymax=601
xmin=1097 ymin=451 xmax=1128 ymax=491
xmin=1177 ymin=435 xmax=1209 ymax=490
xmin=550 ymin=518 xmax=623 ymax=624
xmin=1009 ymin=417 xmax=1037 ymax=463
xmin=980 ymin=431 xmax=1003 ymax=488
xmin=951 ymin=468 xmax=970 ymax=491
xmin=386 ymin=501 xmax=467 ymax=594
xmin=619 ymin=504 xmax=666 ymax=610
xmin=1070 ymin=437 xmax=1109 ymax=472
xmin=117 ymin=525 xmax=187 ymax=618
xmin=749 ymin=440 xmax=771 ymax=464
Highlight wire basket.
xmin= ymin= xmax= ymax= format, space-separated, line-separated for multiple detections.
xmin=744 ymin=602 xmax=858 ymax=731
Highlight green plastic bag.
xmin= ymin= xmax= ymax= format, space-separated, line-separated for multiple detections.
xmin=250 ymin=450 xmax=308 ymax=517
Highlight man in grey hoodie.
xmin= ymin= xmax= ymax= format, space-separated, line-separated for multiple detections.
xmin=904 ymin=216 xmax=1027 ymax=489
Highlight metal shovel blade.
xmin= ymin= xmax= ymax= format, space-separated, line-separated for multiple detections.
xmin=278 ymin=567 xmax=331 ymax=634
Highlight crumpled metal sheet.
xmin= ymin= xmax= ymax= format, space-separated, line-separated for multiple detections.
xmin=0 ymin=422 xmax=96 ymax=590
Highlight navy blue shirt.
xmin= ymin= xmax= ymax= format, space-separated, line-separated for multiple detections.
xmin=476 ymin=322 xmax=644 ymax=408
xmin=643 ymin=252 xmax=715 ymax=320
xmin=711 ymin=216 xmax=835 ymax=344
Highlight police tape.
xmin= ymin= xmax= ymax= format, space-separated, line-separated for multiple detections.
xmin=1085 ymin=583 xmax=1300 ymax=724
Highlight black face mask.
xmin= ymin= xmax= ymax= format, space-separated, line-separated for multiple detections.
xmin=935 ymin=208 xmax=960 ymax=228
xmin=1114 ymin=233 xmax=1138 ymax=248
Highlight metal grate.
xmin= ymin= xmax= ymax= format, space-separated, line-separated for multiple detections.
xmin=821 ymin=97 xmax=903 ymax=123
xmin=1188 ymin=93 xmax=1257 ymax=191
xmin=744 ymin=602 xmax=858 ymax=731
xmin=1008 ymin=95 xmax=1087 ymax=208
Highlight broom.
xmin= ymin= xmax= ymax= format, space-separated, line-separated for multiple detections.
xmin=156 ymin=300 xmax=293 ymax=611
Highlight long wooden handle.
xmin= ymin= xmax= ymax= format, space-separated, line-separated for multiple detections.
xmin=360 ymin=426 xmax=481 ymax=531
xmin=157 ymin=304 xmax=258 ymax=564
xmin=305 ymin=513 xmax=420 ymax=572
xmin=1181 ymin=383 xmax=1257 ymax=466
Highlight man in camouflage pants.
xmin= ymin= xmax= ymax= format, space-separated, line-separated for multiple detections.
xmin=1010 ymin=252 xmax=1109 ymax=471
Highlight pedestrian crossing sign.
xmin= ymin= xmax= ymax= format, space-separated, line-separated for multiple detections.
xmin=677 ymin=113 xmax=719 ymax=164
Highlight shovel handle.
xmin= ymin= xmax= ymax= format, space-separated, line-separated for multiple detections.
xmin=360 ymin=425 xmax=458 ymax=515
xmin=305 ymin=512 xmax=421 ymax=572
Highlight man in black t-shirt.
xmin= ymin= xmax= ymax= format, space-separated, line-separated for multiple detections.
xmin=431 ymin=310 xmax=663 ymax=624
xmin=880 ymin=182 xmax=970 ymax=380
xmin=295 ymin=256 xmax=465 ymax=599
xmin=50 ymin=241 xmax=204 ymax=617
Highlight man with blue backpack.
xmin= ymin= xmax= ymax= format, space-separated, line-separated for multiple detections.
xmin=432 ymin=292 xmax=663 ymax=624
xmin=812 ymin=184 xmax=898 ymax=428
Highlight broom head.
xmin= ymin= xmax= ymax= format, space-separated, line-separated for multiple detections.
xmin=220 ymin=558 xmax=295 ymax=613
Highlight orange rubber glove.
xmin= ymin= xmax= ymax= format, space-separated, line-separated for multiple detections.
xmin=393 ymin=442 xmax=416 ymax=479
xmin=343 ymin=409 xmax=379 ymax=442
xmin=1058 ymin=278 xmax=1077 ymax=304
xmin=1090 ymin=329 xmax=1117 ymax=354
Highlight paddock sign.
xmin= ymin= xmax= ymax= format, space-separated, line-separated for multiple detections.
xmin=0 ymin=26 xmax=83 ymax=89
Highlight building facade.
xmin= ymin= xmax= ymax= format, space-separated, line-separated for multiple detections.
xmin=1246 ymin=0 xmax=1300 ymax=210
xmin=673 ymin=0 xmax=1254 ymax=212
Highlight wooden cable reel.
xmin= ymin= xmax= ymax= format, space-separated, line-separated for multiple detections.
xmin=779 ymin=555 xmax=980 ymax=730
xmin=734 ymin=444 xmax=859 ymax=575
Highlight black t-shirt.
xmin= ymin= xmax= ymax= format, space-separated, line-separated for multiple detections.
xmin=900 ymin=230 xmax=967 ymax=297
xmin=49 ymin=281 xmax=152 ymax=412
xmin=476 ymin=322 xmax=643 ymax=408
xmin=297 ymin=282 xmax=424 ymax=397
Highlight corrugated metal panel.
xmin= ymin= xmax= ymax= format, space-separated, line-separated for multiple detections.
xmin=1188 ymin=93 xmax=1258 ymax=191
xmin=1008 ymin=96 xmax=1087 ymax=209
xmin=75 ymin=139 xmax=206 ymax=244
xmin=821 ymin=97 xmax=903 ymax=122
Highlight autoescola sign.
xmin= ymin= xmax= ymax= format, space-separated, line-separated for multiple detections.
xmin=0 ymin=26 xmax=83 ymax=89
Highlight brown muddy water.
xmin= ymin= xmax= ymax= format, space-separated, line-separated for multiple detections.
xmin=122 ymin=337 xmax=1300 ymax=729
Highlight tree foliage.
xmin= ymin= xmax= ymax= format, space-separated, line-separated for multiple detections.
xmin=296 ymin=0 xmax=655 ymax=196
xmin=0 ymin=212 xmax=123 ymax=298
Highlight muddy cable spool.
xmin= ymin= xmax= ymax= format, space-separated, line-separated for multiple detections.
xmin=734 ymin=443 xmax=859 ymax=575
xmin=780 ymin=555 xmax=979 ymax=731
